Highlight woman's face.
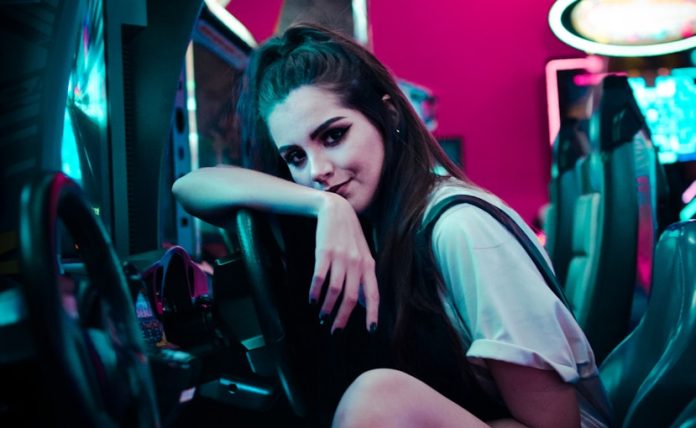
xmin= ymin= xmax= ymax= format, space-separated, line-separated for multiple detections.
xmin=266 ymin=85 xmax=385 ymax=213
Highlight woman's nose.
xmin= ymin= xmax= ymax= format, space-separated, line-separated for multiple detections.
xmin=310 ymin=153 xmax=334 ymax=185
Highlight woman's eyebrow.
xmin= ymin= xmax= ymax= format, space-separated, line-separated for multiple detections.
xmin=310 ymin=116 xmax=345 ymax=140
xmin=277 ymin=116 xmax=347 ymax=153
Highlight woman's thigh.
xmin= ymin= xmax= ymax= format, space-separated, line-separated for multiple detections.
xmin=332 ymin=368 xmax=493 ymax=428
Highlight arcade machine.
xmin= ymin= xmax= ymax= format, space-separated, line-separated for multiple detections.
xmin=161 ymin=3 xmax=315 ymax=426
xmin=166 ymin=0 xmax=255 ymax=261
xmin=627 ymin=67 xmax=696 ymax=225
xmin=544 ymin=62 xmax=598 ymax=287
xmin=0 ymin=0 xmax=282 ymax=426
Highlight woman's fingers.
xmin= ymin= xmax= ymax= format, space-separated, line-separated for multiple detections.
xmin=309 ymin=253 xmax=330 ymax=305
xmin=312 ymin=252 xmax=379 ymax=334
xmin=319 ymin=260 xmax=346 ymax=325
xmin=311 ymin=194 xmax=379 ymax=333
xmin=330 ymin=264 xmax=361 ymax=333
xmin=362 ymin=265 xmax=380 ymax=333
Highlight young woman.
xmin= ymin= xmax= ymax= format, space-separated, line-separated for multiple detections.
xmin=173 ymin=24 xmax=612 ymax=428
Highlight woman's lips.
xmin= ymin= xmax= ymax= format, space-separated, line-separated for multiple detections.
xmin=328 ymin=179 xmax=352 ymax=197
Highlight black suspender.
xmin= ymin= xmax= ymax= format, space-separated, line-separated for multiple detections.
xmin=421 ymin=194 xmax=571 ymax=310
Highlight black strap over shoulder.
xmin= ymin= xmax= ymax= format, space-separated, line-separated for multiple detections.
xmin=421 ymin=194 xmax=571 ymax=310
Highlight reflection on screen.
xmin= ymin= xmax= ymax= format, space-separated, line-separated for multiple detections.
xmin=628 ymin=68 xmax=696 ymax=164
xmin=61 ymin=0 xmax=108 ymax=216
xmin=61 ymin=110 xmax=82 ymax=182
xmin=190 ymin=41 xmax=245 ymax=168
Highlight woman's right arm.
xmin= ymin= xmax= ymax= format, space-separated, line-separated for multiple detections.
xmin=172 ymin=166 xmax=379 ymax=333
xmin=172 ymin=166 xmax=328 ymax=224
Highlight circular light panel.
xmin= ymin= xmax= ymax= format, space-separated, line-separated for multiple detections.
xmin=549 ymin=0 xmax=696 ymax=57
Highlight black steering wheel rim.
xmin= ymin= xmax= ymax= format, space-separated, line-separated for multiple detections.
xmin=19 ymin=172 xmax=160 ymax=427
xmin=234 ymin=208 xmax=307 ymax=417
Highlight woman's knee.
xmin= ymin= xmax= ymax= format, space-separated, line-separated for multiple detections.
xmin=332 ymin=368 xmax=419 ymax=428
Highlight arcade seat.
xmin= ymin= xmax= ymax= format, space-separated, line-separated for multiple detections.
xmin=563 ymin=154 xmax=601 ymax=327
xmin=563 ymin=75 xmax=664 ymax=363
xmin=545 ymin=118 xmax=591 ymax=287
xmin=600 ymin=220 xmax=696 ymax=427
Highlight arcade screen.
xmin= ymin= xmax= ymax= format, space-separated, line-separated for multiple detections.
xmin=628 ymin=68 xmax=696 ymax=164
xmin=189 ymin=18 xmax=249 ymax=168
xmin=60 ymin=0 xmax=109 ymax=222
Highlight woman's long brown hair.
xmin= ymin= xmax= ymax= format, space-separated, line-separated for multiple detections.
xmin=236 ymin=23 xmax=505 ymax=418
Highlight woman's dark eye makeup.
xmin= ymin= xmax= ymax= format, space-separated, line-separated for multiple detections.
xmin=282 ymin=148 xmax=306 ymax=166
xmin=280 ymin=124 xmax=351 ymax=167
xmin=322 ymin=125 xmax=350 ymax=145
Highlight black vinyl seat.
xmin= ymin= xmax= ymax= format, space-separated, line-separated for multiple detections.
xmin=562 ymin=151 xmax=602 ymax=329
xmin=564 ymin=75 xmax=665 ymax=363
xmin=545 ymin=118 xmax=591 ymax=287
xmin=600 ymin=220 xmax=696 ymax=427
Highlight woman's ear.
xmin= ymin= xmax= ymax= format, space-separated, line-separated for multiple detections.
xmin=382 ymin=94 xmax=400 ymax=126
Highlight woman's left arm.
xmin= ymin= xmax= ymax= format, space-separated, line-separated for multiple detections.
xmin=486 ymin=358 xmax=580 ymax=428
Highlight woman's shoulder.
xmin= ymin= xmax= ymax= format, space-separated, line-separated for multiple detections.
xmin=424 ymin=177 xmax=540 ymax=250
xmin=425 ymin=178 xmax=505 ymax=217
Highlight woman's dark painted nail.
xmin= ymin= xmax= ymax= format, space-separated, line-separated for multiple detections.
xmin=369 ymin=322 xmax=378 ymax=334
xmin=332 ymin=328 xmax=342 ymax=336
xmin=309 ymin=297 xmax=317 ymax=305
xmin=319 ymin=312 xmax=329 ymax=325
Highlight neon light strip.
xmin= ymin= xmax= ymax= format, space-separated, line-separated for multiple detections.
xmin=682 ymin=179 xmax=696 ymax=204
xmin=544 ymin=56 xmax=603 ymax=146
xmin=549 ymin=0 xmax=696 ymax=57
xmin=204 ymin=0 xmax=258 ymax=48
xmin=680 ymin=197 xmax=696 ymax=221
xmin=185 ymin=45 xmax=199 ymax=171
xmin=353 ymin=0 xmax=371 ymax=48
xmin=573 ymin=71 xmax=626 ymax=86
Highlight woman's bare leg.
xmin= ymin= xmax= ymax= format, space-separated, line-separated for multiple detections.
xmin=332 ymin=368 xmax=495 ymax=428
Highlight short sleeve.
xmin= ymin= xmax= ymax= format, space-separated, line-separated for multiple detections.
xmin=431 ymin=202 xmax=596 ymax=383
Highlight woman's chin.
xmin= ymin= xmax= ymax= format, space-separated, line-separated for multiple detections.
xmin=355 ymin=200 xmax=378 ymax=219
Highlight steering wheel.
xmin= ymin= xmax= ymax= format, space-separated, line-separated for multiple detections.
xmin=233 ymin=208 xmax=307 ymax=417
xmin=19 ymin=172 xmax=160 ymax=427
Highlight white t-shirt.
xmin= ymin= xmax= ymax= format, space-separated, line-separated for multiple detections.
xmin=425 ymin=178 xmax=611 ymax=427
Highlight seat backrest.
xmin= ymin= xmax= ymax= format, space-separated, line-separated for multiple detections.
xmin=564 ymin=76 xmax=662 ymax=363
xmin=564 ymin=154 xmax=602 ymax=324
xmin=620 ymin=220 xmax=696 ymax=427
xmin=546 ymin=119 xmax=591 ymax=286
xmin=599 ymin=220 xmax=695 ymax=422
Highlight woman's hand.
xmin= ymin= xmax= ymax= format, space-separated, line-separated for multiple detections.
xmin=310 ymin=193 xmax=379 ymax=334
xmin=173 ymin=167 xmax=379 ymax=332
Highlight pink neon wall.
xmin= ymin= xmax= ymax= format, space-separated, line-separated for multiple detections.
xmin=226 ymin=0 xmax=284 ymax=43
xmin=227 ymin=0 xmax=582 ymax=223
xmin=369 ymin=1 xmax=582 ymax=223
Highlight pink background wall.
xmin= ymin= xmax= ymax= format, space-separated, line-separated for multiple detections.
xmin=227 ymin=0 xmax=284 ymax=43
xmin=227 ymin=0 xmax=583 ymax=224
xmin=369 ymin=1 xmax=581 ymax=223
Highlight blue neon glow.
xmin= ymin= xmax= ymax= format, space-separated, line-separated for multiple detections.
xmin=628 ymin=68 xmax=696 ymax=164
xmin=60 ymin=0 xmax=108 ymax=217
xmin=680 ymin=197 xmax=696 ymax=221
xmin=61 ymin=107 xmax=83 ymax=183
